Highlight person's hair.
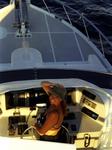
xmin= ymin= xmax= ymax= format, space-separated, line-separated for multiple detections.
xmin=50 ymin=84 xmax=66 ymax=100
xmin=60 ymin=100 xmax=67 ymax=116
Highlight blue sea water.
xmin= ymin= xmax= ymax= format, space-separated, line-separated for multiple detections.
xmin=69 ymin=0 xmax=112 ymax=37
xmin=0 ymin=0 xmax=112 ymax=62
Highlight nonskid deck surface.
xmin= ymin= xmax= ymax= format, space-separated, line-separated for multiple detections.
xmin=0 ymin=10 xmax=100 ymax=63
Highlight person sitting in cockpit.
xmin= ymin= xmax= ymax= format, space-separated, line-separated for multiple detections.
xmin=34 ymin=81 xmax=67 ymax=143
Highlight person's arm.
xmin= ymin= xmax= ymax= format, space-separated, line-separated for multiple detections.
xmin=41 ymin=81 xmax=54 ymax=95
xmin=34 ymin=111 xmax=58 ymax=136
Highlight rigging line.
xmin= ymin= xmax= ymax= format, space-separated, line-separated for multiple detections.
xmin=99 ymin=33 xmax=105 ymax=56
xmin=81 ymin=13 xmax=90 ymax=40
xmin=42 ymin=0 xmax=51 ymax=14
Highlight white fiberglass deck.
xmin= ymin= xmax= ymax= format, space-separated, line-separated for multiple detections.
xmin=0 ymin=3 xmax=110 ymax=72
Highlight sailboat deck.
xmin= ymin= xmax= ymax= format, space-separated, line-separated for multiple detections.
xmin=0 ymin=4 xmax=107 ymax=73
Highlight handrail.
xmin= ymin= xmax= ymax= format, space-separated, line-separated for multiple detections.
xmin=54 ymin=0 xmax=112 ymax=48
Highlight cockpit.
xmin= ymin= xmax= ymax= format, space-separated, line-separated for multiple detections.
xmin=0 ymin=86 xmax=106 ymax=149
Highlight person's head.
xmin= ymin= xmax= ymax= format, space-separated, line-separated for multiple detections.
xmin=41 ymin=81 xmax=66 ymax=100
xmin=41 ymin=81 xmax=67 ymax=115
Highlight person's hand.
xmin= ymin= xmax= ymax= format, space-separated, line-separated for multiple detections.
xmin=41 ymin=81 xmax=54 ymax=95
xmin=41 ymin=81 xmax=54 ymax=87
